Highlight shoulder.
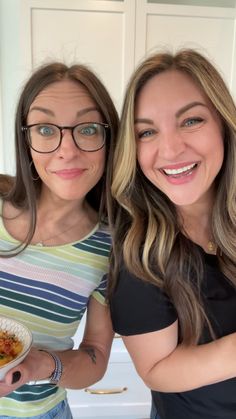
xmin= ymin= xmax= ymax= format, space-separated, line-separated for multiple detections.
xmin=72 ymin=223 xmax=111 ymax=257
xmin=92 ymin=223 xmax=112 ymax=247
xmin=111 ymin=265 xmax=172 ymax=305
xmin=97 ymin=222 xmax=111 ymax=237
xmin=110 ymin=265 xmax=177 ymax=336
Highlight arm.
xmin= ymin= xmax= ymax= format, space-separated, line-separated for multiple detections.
xmin=122 ymin=321 xmax=236 ymax=392
xmin=0 ymin=297 xmax=114 ymax=394
xmin=58 ymin=296 xmax=114 ymax=388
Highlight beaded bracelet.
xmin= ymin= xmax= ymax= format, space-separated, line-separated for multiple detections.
xmin=40 ymin=350 xmax=63 ymax=384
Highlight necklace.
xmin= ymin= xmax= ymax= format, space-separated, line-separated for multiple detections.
xmin=36 ymin=220 xmax=80 ymax=247
xmin=207 ymin=240 xmax=217 ymax=254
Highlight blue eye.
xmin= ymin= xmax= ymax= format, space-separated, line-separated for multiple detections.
xmin=79 ymin=124 xmax=98 ymax=136
xmin=38 ymin=125 xmax=55 ymax=137
xmin=183 ymin=117 xmax=203 ymax=127
xmin=137 ymin=129 xmax=156 ymax=140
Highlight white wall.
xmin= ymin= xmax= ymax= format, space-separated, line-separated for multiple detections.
xmin=0 ymin=0 xmax=31 ymax=174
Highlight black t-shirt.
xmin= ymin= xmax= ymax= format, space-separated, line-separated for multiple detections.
xmin=110 ymin=251 xmax=236 ymax=419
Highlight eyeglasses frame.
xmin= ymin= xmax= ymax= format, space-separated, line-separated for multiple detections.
xmin=21 ymin=122 xmax=109 ymax=153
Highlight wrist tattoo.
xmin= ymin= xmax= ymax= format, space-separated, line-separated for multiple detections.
xmin=84 ymin=347 xmax=96 ymax=364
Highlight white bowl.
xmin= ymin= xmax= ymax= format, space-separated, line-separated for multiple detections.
xmin=0 ymin=316 xmax=32 ymax=380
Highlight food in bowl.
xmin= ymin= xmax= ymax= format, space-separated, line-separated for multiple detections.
xmin=0 ymin=317 xmax=32 ymax=380
xmin=0 ymin=330 xmax=23 ymax=366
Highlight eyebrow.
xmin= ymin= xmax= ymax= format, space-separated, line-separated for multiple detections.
xmin=176 ymin=101 xmax=207 ymax=117
xmin=29 ymin=106 xmax=100 ymax=118
xmin=134 ymin=101 xmax=207 ymax=124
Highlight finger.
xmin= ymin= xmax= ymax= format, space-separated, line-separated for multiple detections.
xmin=5 ymin=368 xmax=22 ymax=386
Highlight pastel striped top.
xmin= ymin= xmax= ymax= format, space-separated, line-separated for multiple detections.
xmin=0 ymin=207 xmax=111 ymax=417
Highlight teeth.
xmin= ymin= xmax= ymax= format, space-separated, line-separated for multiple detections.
xmin=163 ymin=163 xmax=196 ymax=175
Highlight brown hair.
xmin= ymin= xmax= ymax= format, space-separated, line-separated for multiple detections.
xmin=1 ymin=62 xmax=118 ymax=254
xmin=108 ymin=49 xmax=236 ymax=344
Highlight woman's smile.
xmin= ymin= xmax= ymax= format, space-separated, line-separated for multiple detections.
xmin=135 ymin=70 xmax=224 ymax=208
xmin=28 ymin=80 xmax=105 ymax=202
xmin=51 ymin=168 xmax=86 ymax=179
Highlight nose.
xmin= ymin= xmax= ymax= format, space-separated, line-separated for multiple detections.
xmin=158 ymin=129 xmax=186 ymax=160
xmin=58 ymin=129 xmax=79 ymax=158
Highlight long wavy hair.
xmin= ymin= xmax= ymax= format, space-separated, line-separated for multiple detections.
xmin=108 ymin=49 xmax=236 ymax=344
xmin=0 ymin=62 xmax=119 ymax=255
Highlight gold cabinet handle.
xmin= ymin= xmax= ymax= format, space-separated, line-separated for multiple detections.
xmin=85 ymin=387 xmax=128 ymax=395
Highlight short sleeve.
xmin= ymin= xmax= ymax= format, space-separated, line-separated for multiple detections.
xmin=92 ymin=274 xmax=107 ymax=305
xmin=110 ymin=267 xmax=177 ymax=335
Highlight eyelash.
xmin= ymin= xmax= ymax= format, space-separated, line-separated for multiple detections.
xmin=182 ymin=117 xmax=204 ymax=127
xmin=136 ymin=116 xmax=204 ymax=140
xmin=137 ymin=129 xmax=156 ymax=140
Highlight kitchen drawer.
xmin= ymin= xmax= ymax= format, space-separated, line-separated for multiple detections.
xmin=69 ymin=312 xmax=151 ymax=417
xmin=67 ymin=361 xmax=151 ymax=418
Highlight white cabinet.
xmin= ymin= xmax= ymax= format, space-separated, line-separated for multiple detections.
xmin=135 ymin=0 xmax=236 ymax=94
xmin=68 ymin=314 xmax=151 ymax=419
xmin=1 ymin=0 xmax=236 ymax=173
xmin=0 ymin=0 xmax=135 ymax=174
xmin=26 ymin=0 xmax=135 ymax=114
xmin=1 ymin=0 xmax=236 ymax=415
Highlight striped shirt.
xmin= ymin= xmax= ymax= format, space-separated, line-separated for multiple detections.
xmin=0 ymin=211 xmax=111 ymax=417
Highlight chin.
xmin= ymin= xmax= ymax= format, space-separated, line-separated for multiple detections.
xmin=167 ymin=195 xmax=201 ymax=207
xmin=53 ymin=192 xmax=83 ymax=202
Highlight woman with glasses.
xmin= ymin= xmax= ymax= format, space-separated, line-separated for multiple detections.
xmin=0 ymin=62 xmax=118 ymax=418
xmin=108 ymin=49 xmax=236 ymax=419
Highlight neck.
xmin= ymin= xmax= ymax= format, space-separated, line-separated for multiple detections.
xmin=177 ymin=196 xmax=216 ymax=254
xmin=37 ymin=190 xmax=87 ymax=219
xmin=34 ymin=195 xmax=98 ymax=246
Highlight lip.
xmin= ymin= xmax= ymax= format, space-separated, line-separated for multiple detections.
xmin=52 ymin=168 xmax=86 ymax=179
xmin=160 ymin=161 xmax=198 ymax=171
xmin=159 ymin=161 xmax=199 ymax=185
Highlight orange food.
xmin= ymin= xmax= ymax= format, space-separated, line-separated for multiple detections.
xmin=0 ymin=331 xmax=23 ymax=366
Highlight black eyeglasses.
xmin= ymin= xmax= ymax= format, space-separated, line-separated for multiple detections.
xmin=21 ymin=122 xmax=109 ymax=153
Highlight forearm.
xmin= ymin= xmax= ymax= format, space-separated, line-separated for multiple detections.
xmin=55 ymin=344 xmax=110 ymax=389
xmin=144 ymin=334 xmax=236 ymax=392
xmin=2 ymin=299 xmax=114 ymax=394
xmin=1 ymin=343 xmax=111 ymax=395
xmin=55 ymin=300 xmax=114 ymax=389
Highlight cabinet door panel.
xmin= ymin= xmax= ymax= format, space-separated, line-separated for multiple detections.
xmin=31 ymin=8 xmax=123 ymax=111
xmin=28 ymin=0 xmax=135 ymax=113
xmin=67 ymin=362 xmax=151 ymax=418
xmin=135 ymin=1 xmax=236 ymax=97
xmin=147 ymin=15 xmax=233 ymax=86
xmin=0 ymin=0 xmax=135 ymax=173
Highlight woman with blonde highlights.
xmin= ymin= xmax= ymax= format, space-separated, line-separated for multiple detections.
xmin=108 ymin=49 xmax=236 ymax=419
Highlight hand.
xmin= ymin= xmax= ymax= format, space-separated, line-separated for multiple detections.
xmin=0 ymin=347 xmax=54 ymax=397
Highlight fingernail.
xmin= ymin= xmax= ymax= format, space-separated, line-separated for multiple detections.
xmin=12 ymin=371 xmax=21 ymax=384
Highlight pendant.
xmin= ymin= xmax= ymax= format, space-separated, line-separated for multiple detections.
xmin=207 ymin=240 xmax=217 ymax=253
